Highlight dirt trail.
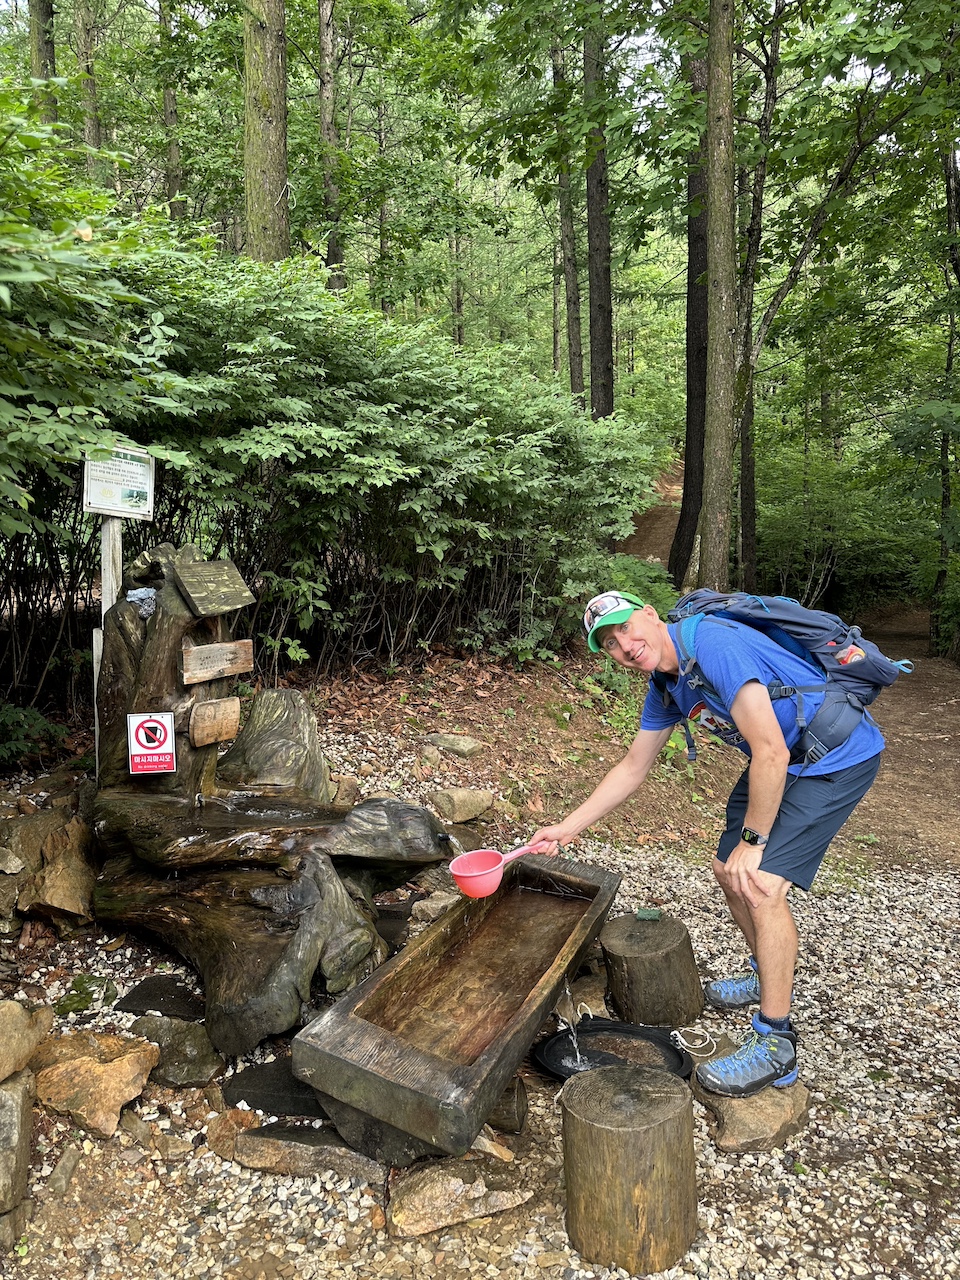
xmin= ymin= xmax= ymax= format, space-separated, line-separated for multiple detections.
xmin=845 ymin=608 xmax=960 ymax=869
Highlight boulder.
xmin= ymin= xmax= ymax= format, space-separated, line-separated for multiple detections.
xmin=16 ymin=815 xmax=96 ymax=922
xmin=0 ymin=809 xmax=69 ymax=924
xmin=387 ymin=1156 xmax=533 ymax=1237
xmin=425 ymin=788 xmax=495 ymax=824
xmin=0 ymin=1003 xmax=54 ymax=1084
xmin=222 ymin=1058 xmax=328 ymax=1119
xmin=690 ymin=1033 xmax=812 ymax=1151
xmin=31 ymin=1031 xmax=160 ymax=1138
xmin=693 ymin=1076 xmax=812 ymax=1152
xmin=234 ymin=1122 xmax=385 ymax=1185
xmin=424 ymin=734 xmax=483 ymax=759
xmin=0 ymin=1069 xmax=35 ymax=1214
xmin=205 ymin=1107 xmax=260 ymax=1161
xmin=130 ymin=1015 xmax=224 ymax=1087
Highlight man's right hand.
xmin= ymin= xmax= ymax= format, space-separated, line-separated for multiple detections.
xmin=528 ymin=824 xmax=572 ymax=854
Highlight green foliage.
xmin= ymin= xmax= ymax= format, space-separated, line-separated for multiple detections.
xmin=0 ymin=87 xmax=189 ymax=536
xmin=0 ymin=701 xmax=66 ymax=763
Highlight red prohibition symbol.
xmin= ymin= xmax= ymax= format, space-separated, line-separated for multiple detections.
xmin=134 ymin=719 xmax=168 ymax=750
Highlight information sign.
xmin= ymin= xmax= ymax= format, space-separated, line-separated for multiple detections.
xmin=127 ymin=711 xmax=177 ymax=774
xmin=84 ymin=447 xmax=155 ymax=521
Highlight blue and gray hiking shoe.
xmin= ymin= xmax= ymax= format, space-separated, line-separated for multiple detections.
xmin=703 ymin=956 xmax=760 ymax=1009
xmin=695 ymin=1012 xmax=799 ymax=1098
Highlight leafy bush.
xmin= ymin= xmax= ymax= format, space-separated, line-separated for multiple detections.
xmin=0 ymin=702 xmax=66 ymax=764
xmin=1 ymin=96 xmax=667 ymax=697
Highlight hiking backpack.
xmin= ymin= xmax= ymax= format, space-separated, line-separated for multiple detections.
xmin=656 ymin=589 xmax=913 ymax=765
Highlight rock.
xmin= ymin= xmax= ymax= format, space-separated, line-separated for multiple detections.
xmin=313 ymin=1091 xmax=445 ymax=1167
xmin=410 ymin=892 xmax=460 ymax=924
xmin=0 ymin=1069 xmax=35 ymax=1213
xmin=119 ymin=1109 xmax=153 ymax=1147
xmin=0 ymin=848 xmax=24 ymax=875
xmin=17 ymin=797 xmax=38 ymax=816
xmin=0 ymin=1002 xmax=54 ymax=1084
xmin=129 ymin=1015 xmax=225 ymax=1087
xmin=31 ymin=1031 xmax=160 ymax=1138
xmin=205 ymin=1107 xmax=260 ymax=1161
xmin=694 ymin=1077 xmax=812 ymax=1152
xmin=554 ymin=971 xmax=609 ymax=1025
xmin=0 ymin=1196 xmax=33 ymax=1253
xmin=222 ymin=1058 xmax=329 ymax=1119
xmin=152 ymin=1133 xmax=194 ymax=1162
xmin=216 ymin=688 xmax=335 ymax=803
xmin=421 ymin=746 xmax=442 ymax=766
xmin=46 ymin=1144 xmax=83 ymax=1197
xmin=234 ymin=1122 xmax=386 ymax=1185
xmin=387 ymin=1156 xmax=534 ymax=1237
xmin=0 ymin=810 xmax=69 ymax=922
xmin=470 ymin=1129 xmax=514 ymax=1162
xmin=16 ymin=815 xmax=96 ymax=922
xmin=114 ymin=975 xmax=205 ymax=1021
xmin=424 ymin=734 xmax=483 ymax=759
xmin=426 ymin=788 xmax=495 ymax=824
xmin=332 ymin=775 xmax=361 ymax=807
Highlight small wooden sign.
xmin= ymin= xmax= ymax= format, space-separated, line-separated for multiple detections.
xmin=181 ymin=637 xmax=254 ymax=686
xmin=172 ymin=559 xmax=255 ymax=618
xmin=189 ymin=697 xmax=241 ymax=747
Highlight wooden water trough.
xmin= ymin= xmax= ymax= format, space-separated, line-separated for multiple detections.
xmin=292 ymin=854 xmax=620 ymax=1155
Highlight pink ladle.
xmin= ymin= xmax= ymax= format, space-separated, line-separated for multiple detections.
xmin=449 ymin=844 xmax=539 ymax=899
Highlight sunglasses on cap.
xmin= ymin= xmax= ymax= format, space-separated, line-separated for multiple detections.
xmin=581 ymin=590 xmax=646 ymax=642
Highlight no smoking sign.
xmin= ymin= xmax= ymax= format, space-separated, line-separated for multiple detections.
xmin=127 ymin=712 xmax=177 ymax=774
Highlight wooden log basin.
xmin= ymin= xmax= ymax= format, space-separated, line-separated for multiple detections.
xmin=292 ymin=855 xmax=621 ymax=1156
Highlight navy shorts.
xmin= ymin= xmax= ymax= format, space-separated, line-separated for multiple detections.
xmin=716 ymin=752 xmax=883 ymax=890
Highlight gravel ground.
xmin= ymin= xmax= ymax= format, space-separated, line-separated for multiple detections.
xmin=5 ymin=724 xmax=960 ymax=1280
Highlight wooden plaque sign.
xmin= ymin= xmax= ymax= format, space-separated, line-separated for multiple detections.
xmin=181 ymin=637 xmax=254 ymax=686
xmin=189 ymin=697 xmax=242 ymax=747
xmin=172 ymin=559 xmax=255 ymax=618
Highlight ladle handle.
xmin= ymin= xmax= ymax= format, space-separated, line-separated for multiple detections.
xmin=501 ymin=844 xmax=535 ymax=865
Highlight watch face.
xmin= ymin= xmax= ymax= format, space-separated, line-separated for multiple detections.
xmin=742 ymin=828 xmax=765 ymax=845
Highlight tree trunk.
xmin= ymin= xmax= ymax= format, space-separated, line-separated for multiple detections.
xmin=28 ymin=0 xmax=57 ymax=122
xmin=698 ymin=0 xmax=737 ymax=589
xmin=561 ymin=1067 xmax=697 ymax=1275
xmin=552 ymin=45 xmax=585 ymax=405
xmin=450 ymin=231 xmax=465 ymax=346
xmin=75 ymin=1 xmax=103 ymax=176
xmin=583 ymin=30 xmax=614 ymax=420
xmin=318 ymin=0 xmax=345 ymax=287
xmin=244 ymin=0 xmax=290 ymax=262
xmin=159 ymin=0 xmax=186 ymax=219
xmin=669 ymin=55 xmax=708 ymax=590
xmin=740 ymin=374 xmax=757 ymax=591
xmin=932 ymin=142 xmax=960 ymax=655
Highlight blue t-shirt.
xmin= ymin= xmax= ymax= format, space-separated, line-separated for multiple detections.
xmin=639 ymin=618 xmax=884 ymax=775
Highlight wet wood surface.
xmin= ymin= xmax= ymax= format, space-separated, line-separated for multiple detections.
xmin=292 ymin=856 xmax=620 ymax=1155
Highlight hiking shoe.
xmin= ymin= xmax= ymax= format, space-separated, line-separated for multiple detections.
xmin=695 ymin=1012 xmax=799 ymax=1098
xmin=703 ymin=957 xmax=760 ymax=1009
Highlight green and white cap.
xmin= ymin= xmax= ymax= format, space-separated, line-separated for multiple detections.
xmin=582 ymin=590 xmax=646 ymax=653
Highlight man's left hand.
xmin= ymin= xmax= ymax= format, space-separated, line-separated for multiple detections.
xmin=719 ymin=841 xmax=773 ymax=908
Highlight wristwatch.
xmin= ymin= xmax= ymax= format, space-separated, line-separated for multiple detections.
xmin=741 ymin=827 xmax=769 ymax=847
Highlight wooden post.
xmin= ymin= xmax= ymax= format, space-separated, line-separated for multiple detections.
xmin=601 ymin=913 xmax=705 ymax=1028
xmin=561 ymin=1065 xmax=697 ymax=1275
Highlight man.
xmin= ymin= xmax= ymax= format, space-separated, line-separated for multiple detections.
xmin=530 ymin=589 xmax=884 ymax=1098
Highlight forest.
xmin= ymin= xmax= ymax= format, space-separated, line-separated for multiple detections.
xmin=0 ymin=0 xmax=957 ymax=751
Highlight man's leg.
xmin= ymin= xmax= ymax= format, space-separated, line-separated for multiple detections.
xmin=712 ymin=858 xmax=796 ymax=1018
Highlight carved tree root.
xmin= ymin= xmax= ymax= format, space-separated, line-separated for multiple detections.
xmin=94 ymin=849 xmax=390 ymax=1056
